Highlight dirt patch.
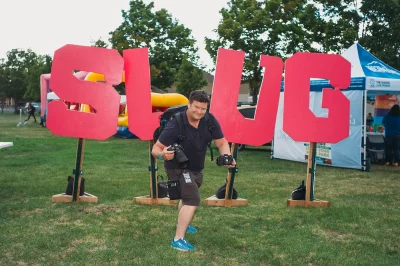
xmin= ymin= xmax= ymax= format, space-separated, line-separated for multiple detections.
xmin=108 ymin=216 xmax=128 ymax=224
xmin=89 ymin=245 xmax=108 ymax=252
xmin=312 ymin=227 xmax=355 ymax=242
xmin=9 ymin=208 xmax=42 ymax=217
xmin=81 ymin=205 xmax=120 ymax=215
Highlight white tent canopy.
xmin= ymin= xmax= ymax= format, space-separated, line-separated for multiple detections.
xmin=273 ymin=43 xmax=400 ymax=170
xmin=345 ymin=43 xmax=400 ymax=94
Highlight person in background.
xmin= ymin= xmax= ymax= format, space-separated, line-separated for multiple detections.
xmin=25 ymin=102 xmax=37 ymax=123
xmin=382 ymin=104 xmax=400 ymax=166
xmin=366 ymin=112 xmax=374 ymax=131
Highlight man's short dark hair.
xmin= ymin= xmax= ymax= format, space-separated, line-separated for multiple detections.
xmin=189 ymin=90 xmax=210 ymax=104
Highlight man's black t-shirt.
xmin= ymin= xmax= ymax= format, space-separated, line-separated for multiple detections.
xmin=158 ymin=111 xmax=224 ymax=172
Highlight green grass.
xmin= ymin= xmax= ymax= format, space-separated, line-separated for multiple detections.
xmin=1 ymin=114 xmax=399 ymax=265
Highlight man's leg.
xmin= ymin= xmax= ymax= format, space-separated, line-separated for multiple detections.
xmin=175 ymin=205 xmax=197 ymax=239
xmin=167 ymin=169 xmax=201 ymax=251
xmin=178 ymin=199 xmax=184 ymax=212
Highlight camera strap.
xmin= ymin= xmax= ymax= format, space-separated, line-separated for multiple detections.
xmin=173 ymin=111 xmax=186 ymax=144
xmin=204 ymin=113 xmax=216 ymax=161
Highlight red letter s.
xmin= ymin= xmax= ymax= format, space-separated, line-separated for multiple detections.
xmin=47 ymin=45 xmax=123 ymax=140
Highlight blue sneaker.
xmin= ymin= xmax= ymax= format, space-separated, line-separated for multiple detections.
xmin=186 ymin=224 xmax=198 ymax=234
xmin=170 ymin=238 xmax=196 ymax=251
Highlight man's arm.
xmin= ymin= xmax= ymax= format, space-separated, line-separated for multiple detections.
xmin=214 ymin=137 xmax=236 ymax=168
xmin=214 ymin=137 xmax=230 ymax=155
xmin=151 ymin=140 xmax=174 ymax=161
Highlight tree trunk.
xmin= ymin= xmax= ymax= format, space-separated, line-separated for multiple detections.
xmin=252 ymin=89 xmax=258 ymax=104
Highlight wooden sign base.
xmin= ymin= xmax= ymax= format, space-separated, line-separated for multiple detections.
xmin=204 ymin=195 xmax=248 ymax=207
xmin=134 ymin=196 xmax=178 ymax=206
xmin=204 ymin=143 xmax=247 ymax=208
xmin=134 ymin=141 xmax=178 ymax=206
xmin=287 ymin=199 xmax=330 ymax=208
xmin=52 ymin=138 xmax=97 ymax=203
xmin=52 ymin=192 xmax=98 ymax=203
xmin=287 ymin=142 xmax=330 ymax=208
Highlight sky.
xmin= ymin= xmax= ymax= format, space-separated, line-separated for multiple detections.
xmin=0 ymin=0 xmax=228 ymax=71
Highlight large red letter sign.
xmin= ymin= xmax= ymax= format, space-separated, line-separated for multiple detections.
xmin=210 ymin=48 xmax=283 ymax=145
xmin=47 ymin=45 xmax=123 ymax=140
xmin=283 ymin=53 xmax=351 ymax=143
xmin=124 ymin=48 xmax=159 ymax=140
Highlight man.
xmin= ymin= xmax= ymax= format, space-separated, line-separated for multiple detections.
xmin=366 ymin=112 xmax=374 ymax=131
xmin=152 ymin=90 xmax=235 ymax=251
xmin=25 ymin=102 xmax=37 ymax=123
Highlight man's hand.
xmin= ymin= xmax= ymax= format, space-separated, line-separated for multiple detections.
xmin=161 ymin=145 xmax=175 ymax=161
xmin=225 ymin=158 xmax=236 ymax=168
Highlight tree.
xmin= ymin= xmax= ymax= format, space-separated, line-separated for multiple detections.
xmin=359 ymin=0 xmax=400 ymax=69
xmin=205 ymin=0 xmax=323 ymax=103
xmin=302 ymin=0 xmax=400 ymax=69
xmin=0 ymin=60 xmax=6 ymax=113
xmin=311 ymin=0 xmax=362 ymax=53
xmin=107 ymin=0 xmax=199 ymax=91
xmin=91 ymin=38 xmax=109 ymax=48
xmin=0 ymin=49 xmax=44 ymax=112
xmin=24 ymin=54 xmax=52 ymax=101
xmin=175 ymin=57 xmax=208 ymax=98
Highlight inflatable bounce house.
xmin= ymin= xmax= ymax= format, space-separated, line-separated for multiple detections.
xmin=40 ymin=71 xmax=188 ymax=138
xmin=117 ymin=92 xmax=188 ymax=138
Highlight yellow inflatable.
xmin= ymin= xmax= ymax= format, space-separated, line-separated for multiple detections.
xmin=85 ymin=72 xmax=126 ymax=82
xmin=151 ymin=92 xmax=188 ymax=107
xmin=118 ymin=105 xmax=129 ymax=127
xmin=84 ymin=73 xmax=189 ymax=127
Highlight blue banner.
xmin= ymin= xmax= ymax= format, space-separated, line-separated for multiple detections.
xmin=281 ymin=77 xmax=365 ymax=92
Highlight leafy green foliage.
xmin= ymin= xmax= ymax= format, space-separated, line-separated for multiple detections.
xmin=107 ymin=0 xmax=199 ymax=91
xmin=312 ymin=0 xmax=361 ymax=53
xmin=24 ymin=55 xmax=52 ymax=101
xmin=0 ymin=50 xmax=52 ymax=110
xmin=359 ymin=0 xmax=400 ymax=69
xmin=91 ymin=38 xmax=109 ymax=48
xmin=302 ymin=0 xmax=400 ymax=69
xmin=175 ymin=57 xmax=208 ymax=98
xmin=206 ymin=0 xmax=400 ymax=103
xmin=205 ymin=0 xmax=323 ymax=103
xmin=0 ymin=49 xmax=49 ymax=112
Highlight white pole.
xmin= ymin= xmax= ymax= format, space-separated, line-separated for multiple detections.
xmin=17 ymin=109 xmax=22 ymax=127
xmin=363 ymin=91 xmax=367 ymax=171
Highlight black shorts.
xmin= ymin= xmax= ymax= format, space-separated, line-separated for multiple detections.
xmin=165 ymin=168 xmax=203 ymax=206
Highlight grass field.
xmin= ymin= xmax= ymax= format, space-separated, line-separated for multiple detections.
xmin=1 ymin=114 xmax=399 ymax=265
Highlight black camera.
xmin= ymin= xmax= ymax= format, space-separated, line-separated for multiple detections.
xmin=168 ymin=143 xmax=189 ymax=169
xmin=216 ymin=154 xmax=234 ymax=166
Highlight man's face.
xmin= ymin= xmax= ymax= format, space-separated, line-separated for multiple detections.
xmin=188 ymin=100 xmax=208 ymax=121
